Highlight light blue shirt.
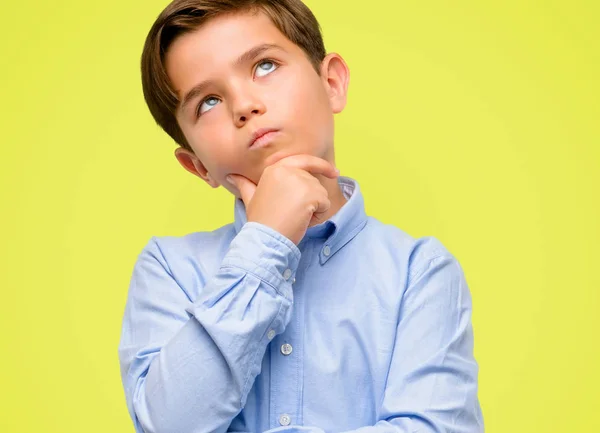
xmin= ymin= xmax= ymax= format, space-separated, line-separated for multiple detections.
xmin=118 ymin=175 xmax=484 ymax=433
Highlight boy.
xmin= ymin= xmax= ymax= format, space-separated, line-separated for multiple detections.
xmin=118 ymin=0 xmax=484 ymax=432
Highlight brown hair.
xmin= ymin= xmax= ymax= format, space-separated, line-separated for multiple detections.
xmin=140 ymin=0 xmax=327 ymax=151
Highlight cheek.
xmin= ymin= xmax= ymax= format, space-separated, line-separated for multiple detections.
xmin=201 ymin=123 xmax=230 ymax=152
xmin=274 ymin=76 xmax=331 ymax=133
xmin=293 ymin=78 xmax=324 ymax=111
xmin=191 ymin=124 xmax=238 ymax=168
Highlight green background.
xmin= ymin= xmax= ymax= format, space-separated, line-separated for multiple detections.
xmin=1 ymin=0 xmax=598 ymax=431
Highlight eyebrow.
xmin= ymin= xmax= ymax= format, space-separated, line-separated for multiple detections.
xmin=179 ymin=43 xmax=285 ymax=115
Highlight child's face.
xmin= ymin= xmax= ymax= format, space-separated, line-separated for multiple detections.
xmin=166 ymin=10 xmax=348 ymax=194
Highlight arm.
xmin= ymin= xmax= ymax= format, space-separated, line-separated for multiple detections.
xmin=118 ymin=222 xmax=300 ymax=433
xmin=254 ymin=247 xmax=484 ymax=433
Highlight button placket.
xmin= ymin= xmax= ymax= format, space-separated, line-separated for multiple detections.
xmin=269 ymin=241 xmax=311 ymax=428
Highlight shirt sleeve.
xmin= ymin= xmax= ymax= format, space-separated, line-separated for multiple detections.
xmin=118 ymin=222 xmax=301 ymax=433
xmin=259 ymin=248 xmax=484 ymax=433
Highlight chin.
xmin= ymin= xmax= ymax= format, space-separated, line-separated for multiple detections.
xmin=262 ymin=144 xmax=323 ymax=167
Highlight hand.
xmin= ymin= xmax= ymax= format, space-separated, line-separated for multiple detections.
xmin=226 ymin=155 xmax=340 ymax=245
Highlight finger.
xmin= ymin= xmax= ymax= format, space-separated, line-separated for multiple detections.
xmin=227 ymin=174 xmax=256 ymax=206
xmin=270 ymin=154 xmax=340 ymax=179
xmin=313 ymin=196 xmax=331 ymax=214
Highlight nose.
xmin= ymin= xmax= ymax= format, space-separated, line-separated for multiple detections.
xmin=232 ymin=91 xmax=266 ymax=127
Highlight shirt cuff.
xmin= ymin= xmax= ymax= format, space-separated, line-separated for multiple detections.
xmin=221 ymin=222 xmax=302 ymax=300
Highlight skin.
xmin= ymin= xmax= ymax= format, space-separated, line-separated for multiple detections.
xmin=165 ymin=9 xmax=351 ymax=226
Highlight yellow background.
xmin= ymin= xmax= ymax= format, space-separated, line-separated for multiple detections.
xmin=1 ymin=0 xmax=598 ymax=431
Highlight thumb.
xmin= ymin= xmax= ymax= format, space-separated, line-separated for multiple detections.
xmin=227 ymin=174 xmax=256 ymax=206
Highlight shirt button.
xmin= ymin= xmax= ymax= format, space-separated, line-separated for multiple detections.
xmin=279 ymin=414 xmax=291 ymax=426
xmin=323 ymin=245 xmax=331 ymax=256
xmin=283 ymin=269 xmax=292 ymax=280
xmin=267 ymin=329 xmax=276 ymax=340
xmin=280 ymin=343 xmax=293 ymax=356
xmin=292 ymin=277 xmax=296 ymax=284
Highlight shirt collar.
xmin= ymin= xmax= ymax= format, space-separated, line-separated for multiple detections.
xmin=233 ymin=175 xmax=368 ymax=264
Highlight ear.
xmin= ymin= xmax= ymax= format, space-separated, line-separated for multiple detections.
xmin=320 ymin=52 xmax=350 ymax=114
xmin=174 ymin=147 xmax=219 ymax=188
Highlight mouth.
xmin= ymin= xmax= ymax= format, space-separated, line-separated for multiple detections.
xmin=249 ymin=128 xmax=280 ymax=149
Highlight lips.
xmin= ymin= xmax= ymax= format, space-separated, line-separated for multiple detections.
xmin=249 ymin=128 xmax=279 ymax=148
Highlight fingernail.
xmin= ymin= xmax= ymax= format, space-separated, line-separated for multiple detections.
xmin=226 ymin=175 xmax=233 ymax=183
xmin=335 ymin=168 xmax=341 ymax=175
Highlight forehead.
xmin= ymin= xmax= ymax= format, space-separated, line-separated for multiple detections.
xmin=165 ymin=11 xmax=300 ymax=90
